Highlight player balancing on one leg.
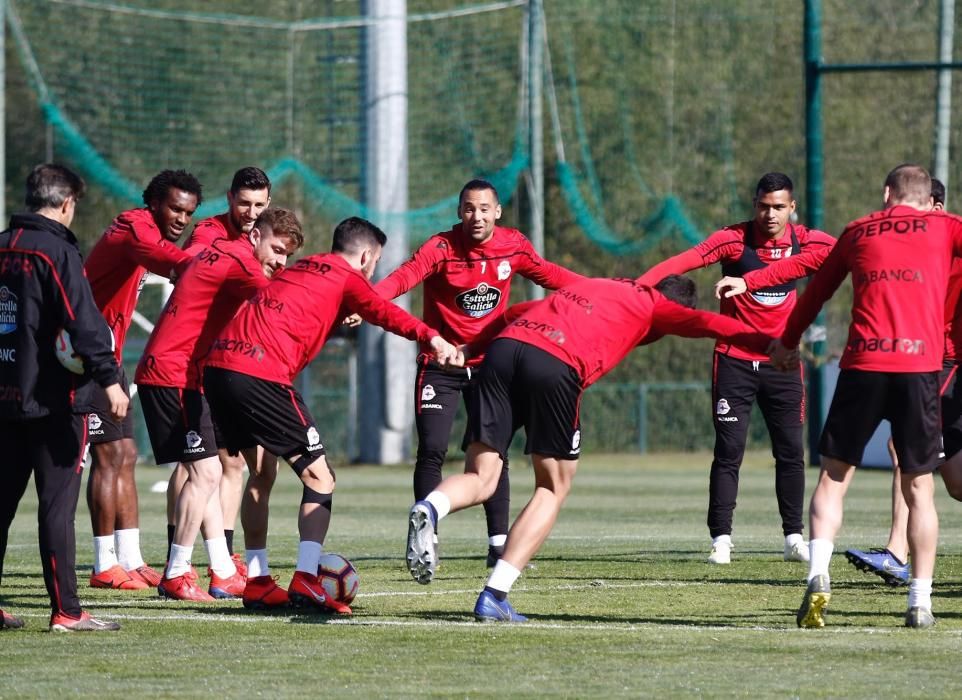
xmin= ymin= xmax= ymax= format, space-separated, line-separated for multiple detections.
xmin=841 ymin=179 xmax=962 ymax=586
xmin=78 ymin=169 xmax=201 ymax=591
xmin=773 ymin=164 xmax=962 ymax=629
xmin=203 ymin=217 xmax=458 ymax=614
xmin=405 ymin=274 xmax=774 ymax=622
xmin=638 ymin=173 xmax=835 ymax=566
xmin=0 ymin=164 xmax=129 ymax=631
xmin=136 ymin=208 xmax=303 ymax=602
xmin=164 ymin=167 xmax=278 ymax=578
xmin=366 ymin=179 xmax=582 ymax=567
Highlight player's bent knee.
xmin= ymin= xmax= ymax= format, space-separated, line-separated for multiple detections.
xmin=301 ymin=484 xmax=333 ymax=511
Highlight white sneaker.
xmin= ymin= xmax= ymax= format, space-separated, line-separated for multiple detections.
xmin=708 ymin=543 xmax=731 ymax=564
xmin=784 ymin=540 xmax=810 ymax=562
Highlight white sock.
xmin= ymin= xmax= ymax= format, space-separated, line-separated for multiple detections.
xmin=425 ymin=491 xmax=451 ymax=521
xmin=486 ymin=559 xmax=522 ymax=594
xmin=115 ymin=528 xmax=145 ymax=570
xmin=93 ymin=535 xmax=118 ymax=574
xmin=908 ymin=578 xmax=933 ymax=610
xmin=489 ymin=534 xmax=507 ymax=548
xmin=712 ymin=535 xmax=732 ymax=549
xmin=166 ymin=543 xmax=194 ymax=578
xmin=246 ymin=549 xmax=269 ymax=578
xmin=295 ymin=540 xmax=323 ymax=575
xmin=785 ymin=533 xmax=804 ymax=547
xmin=807 ymin=538 xmax=834 ymax=581
xmin=205 ymin=536 xmax=237 ymax=578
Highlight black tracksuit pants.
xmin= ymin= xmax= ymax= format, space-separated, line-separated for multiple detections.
xmin=708 ymin=353 xmax=805 ymax=539
xmin=0 ymin=412 xmax=87 ymax=617
xmin=414 ymin=362 xmax=510 ymax=539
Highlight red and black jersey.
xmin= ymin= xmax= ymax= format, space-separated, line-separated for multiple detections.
xmin=782 ymin=206 xmax=962 ymax=372
xmin=637 ymin=222 xmax=835 ymax=361
xmin=84 ymin=208 xmax=191 ymax=360
xmin=204 ymin=253 xmax=440 ymax=386
xmin=944 ymin=259 xmax=962 ymax=361
xmin=134 ymin=237 xmax=270 ymax=391
xmin=183 ymin=214 xmax=236 ymax=255
xmin=374 ymin=224 xmax=582 ymax=366
xmin=496 ymin=277 xmax=770 ymax=387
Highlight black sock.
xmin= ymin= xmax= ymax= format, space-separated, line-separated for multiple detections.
xmin=166 ymin=525 xmax=175 ymax=561
xmin=224 ymin=529 xmax=235 ymax=556
xmin=484 ymin=586 xmax=507 ymax=602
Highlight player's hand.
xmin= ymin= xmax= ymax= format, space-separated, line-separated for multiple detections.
xmin=104 ymin=383 xmax=130 ymax=421
xmin=768 ymin=339 xmax=800 ymax=371
xmin=342 ymin=313 xmax=362 ymax=328
xmin=714 ymin=276 xmax=747 ymax=299
xmin=430 ymin=336 xmax=459 ymax=366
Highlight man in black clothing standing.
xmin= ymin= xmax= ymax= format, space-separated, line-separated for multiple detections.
xmin=0 ymin=164 xmax=128 ymax=632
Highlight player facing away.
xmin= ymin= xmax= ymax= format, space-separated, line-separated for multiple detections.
xmin=637 ymin=172 xmax=835 ymax=565
xmin=166 ymin=166 xmax=276 ymax=577
xmin=776 ymin=164 xmax=962 ymax=629
xmin=370 ymin=179 xmax=582 ymax=566
xmin=138 ymin=208 xmax=303 ymax=602
xmin=203 ymin=217 xmax=459 ymax=613
xmin=77 ymin=169 xmax=200 ymax=591
xmin=842 ymin=179 xmax=962 ymax=586
xmin=0 ymin=164 xmax=128 ymax=631
xmin=405 ymin=275 xmax=773 ymax=622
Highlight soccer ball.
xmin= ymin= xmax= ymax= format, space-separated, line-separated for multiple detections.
xmin=317 ymin=553 xmax=359 ymax=604
xmin=54 ymin=329 xmax=84 ymax=374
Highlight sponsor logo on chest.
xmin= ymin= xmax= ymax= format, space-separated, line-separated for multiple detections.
xmin=456 ymin=282 xmax=502 ymax=318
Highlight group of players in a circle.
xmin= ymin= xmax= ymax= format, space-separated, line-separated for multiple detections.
xmin=1 ymin=161 xmax=959 ymax=631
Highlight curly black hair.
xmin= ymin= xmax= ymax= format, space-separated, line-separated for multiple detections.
xmin=142 ymin=169 xmax=203 ymax=207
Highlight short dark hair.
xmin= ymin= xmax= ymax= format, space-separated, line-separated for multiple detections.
xmin=230 ymin=166 xmax=271 ymax=195
xmin=25 ymin=163 xmax=86 ymax=211
xmin=255 ymin=208 xmax=304 ymax=250
xmin=755 ymin=172 xmax=794 ymax=198
xmin=459 ymin=179 xmax=500 ymax=206
xmin=932 ymin=178 xmax=946 ymax=207
xmin=884 ymin=163 xmax=931 ymax=206
xmin=331 ymin=216 xmax=387 ymax=254
xmin=142 ymin=169 xmax=203 ymax=207
xmin=653 ymin=274 xmax=697 ymax=309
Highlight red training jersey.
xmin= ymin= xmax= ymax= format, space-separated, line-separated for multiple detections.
xmin=782 ymin=206 xmax=962 ymax=372
xmin=496 ymin=277 xmax=771 ymax=387
xmin=84 ymin=208 xmax=192 ymax=360
xmin=134 ymin=237 xmax=271 ymax=390
xmin=204 ymin=253 xmax=440 ymax=386
xmin=374 ymin=224 xmax=582 ymax=366
xmin=183 ymin=214 xmax=237 ymax=256
xmin=636 ymin=222 xmax=835 ymax=361
xmin=944 ymin=259 xmax=962 ymax=361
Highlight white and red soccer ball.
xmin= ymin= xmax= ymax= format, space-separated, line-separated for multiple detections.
xmin=317 ymin=553 xmax=359 ymax=604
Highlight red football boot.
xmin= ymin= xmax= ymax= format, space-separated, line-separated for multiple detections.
xmin=243 ymin=575 xmax=290 ymax=610
xmin=288 ymin=571 xmax=351 ymax=614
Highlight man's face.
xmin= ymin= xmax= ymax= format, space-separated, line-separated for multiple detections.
xmin=753 ymin=189 xmax=796 ymax=239
xmin=150 ymin=188 xmax=199 ymax=241
xmin=227 ymin=187 xmax=271 ymax=235
xmin=360 ymin=244 xmax=383 ymax=279
xmin=251 ymin=228 xmax=296 ymax=278
xmin=458 ymin=188 xmax=501 ymax=244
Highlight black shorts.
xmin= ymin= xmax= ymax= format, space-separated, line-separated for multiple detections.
xmin=139 ymin=385 xmax=221 ymax=464
xmin=203 ymin=367 xmax=327 ymax=475
xmin=820 ymin=369 xmax=941 ymax=474
xmin=464 ymin=338 xmax=583 ymax=460
xmin=940 ymin=362 xmax=962 ymax=459
xmin=85 ymin=368 xmax=134 ymax=444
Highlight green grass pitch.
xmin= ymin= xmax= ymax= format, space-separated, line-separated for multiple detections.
xmin=3 ymin=451 xmax=962 ymax=698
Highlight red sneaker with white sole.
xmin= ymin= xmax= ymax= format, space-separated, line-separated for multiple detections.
xmin=50 ymin=610 xmax=120 ymax=632
xmin=1 ymin=608 xmax=24 ymax=630
xmin=209 ymin=569 xmax=246 ymax=599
